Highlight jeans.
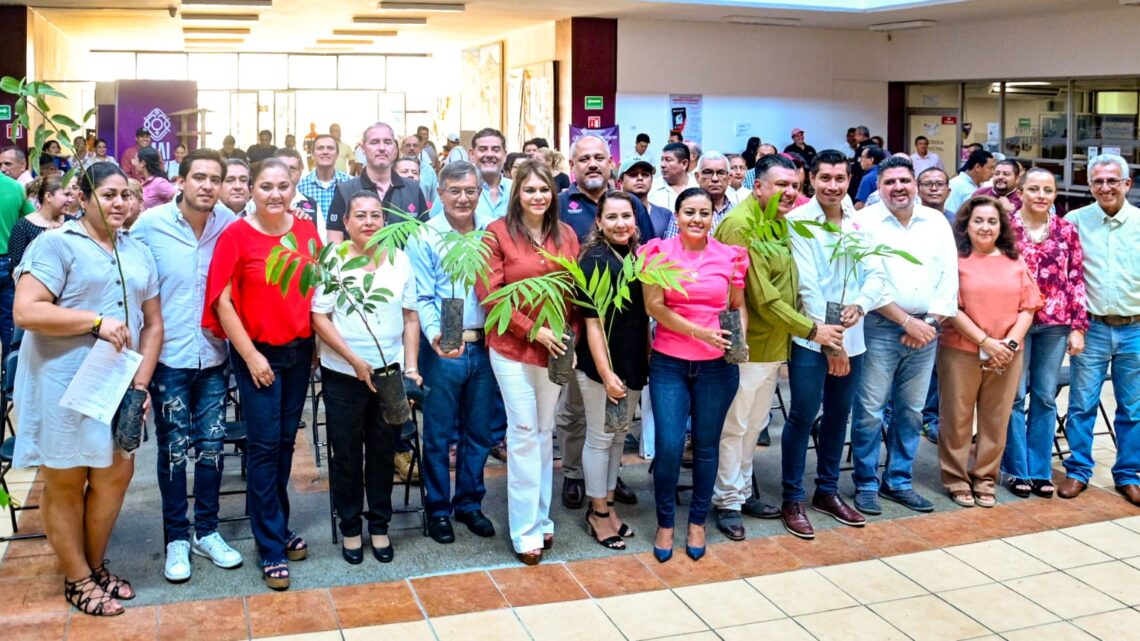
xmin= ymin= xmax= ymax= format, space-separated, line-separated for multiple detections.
xmin=578 ymin=371 xmax=641 ymax=499
xmin=1063 ymin=320 xmax=1140 ymax=487
xmin=923 ymin=370 xmax=940 ymax=436
xmin=649 ymin=351 xmax=739 ymax=529
xmin=489 ymin=348 xmax=561 ymax=553
xmin=851 ymin=313 xmax=938 ymax=492
xmin=150 ymin=362 xmax=228 ymax=542
xmin=230 ymin=338 xmax=314 ymax=565
xmin=782 ymin=345 xmax=864 ymax=502
xmin=1002 ymin=324 xmax=1069 ymax=481
xmin=420 ymin=337 xmax=497 ymax=518
xmin=0 ymin=256 xmax=13 ymax=360
xmin=322 ymin=367 xmax=399 ymax=537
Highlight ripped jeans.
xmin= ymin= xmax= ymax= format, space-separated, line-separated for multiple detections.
xmin=151 ymin=362 xmax=229 ymax=542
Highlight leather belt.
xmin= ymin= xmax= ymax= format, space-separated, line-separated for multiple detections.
xmin=1089 ymin=313 xmax=1140 ymax=326
xmin=462 ymin=329 xmax=485 ymax=342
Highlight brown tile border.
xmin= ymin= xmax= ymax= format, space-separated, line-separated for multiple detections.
xmin=564 ymin=553 xmax=667 ymax=598
xmin=708 ymin=536 xmax=805 ymax=578
xmin=0 ymin=612 xmax=69 ymax=641
xmin=245 ymin=589 xmax=338 ymax=638
xmin=157 ymin=597 xmax=249 ymax=641
xmin=329 ymin=581 xmax=422 ymax=629
xmin=67 ymin=604 xmax=158 ymax=641
xmin=410 ymin=570 xmax=508 ymax=618
xmin=489 ymin=563 xmax=589 ymax=608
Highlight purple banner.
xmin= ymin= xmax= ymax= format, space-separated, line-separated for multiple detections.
xmin=569 ymin=125 xmax=621 ymax=163
xmin=114 ymin=80 xmax=198 ymax=161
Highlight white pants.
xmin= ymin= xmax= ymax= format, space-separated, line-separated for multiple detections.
xmin=714 ymin=361 xmax=782 ymax=510
xmin=490 ymin=348 xmax=561 ymax=553
xmin=578 ymin=371 xmax=642 ymax=499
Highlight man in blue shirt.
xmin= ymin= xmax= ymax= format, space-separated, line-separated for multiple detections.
xmin=132 ymin=148 xmax=244 ymax=583
xmin=298 ymin=134 xmax=350 ymax=222
xmin=429 ymin=128 xmax=511 ymax=220
xmin=854 ymin=144 xmax=885 ymax=209
xmin=407 ymin=160 xmax=500 ymax=543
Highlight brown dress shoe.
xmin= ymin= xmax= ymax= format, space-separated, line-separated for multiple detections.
xmin=811 ymin=493 xmax=866 ymax=527
xmin=1057 ymin=477 xmax=1088 ymax=499
xmin=1115 ymin=484 xmax=1140 ymax=506
xmin=780 ymin=500 xmax=815 ymax=540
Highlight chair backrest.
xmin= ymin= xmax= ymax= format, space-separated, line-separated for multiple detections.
xmin=9 ymin=327 xmax=23 ymax=351
xmin=2 ymin=351 xmax=16 ymax=396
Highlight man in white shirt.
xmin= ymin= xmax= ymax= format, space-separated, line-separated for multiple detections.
xmin=726 ymin=153 xmax=750 ymax=205
xmin=850 ymin=156 xmax=959 ymax=516
xmin=945 ymin=149 xmax=994 ymax=215
xmin=0 ymin=147 xmax=33 ymax=187
xmin=648 ymin=142 xmax=697 ymax=210
xmin=910 ymin=136 xmax=943 ymax=175
xmin=627 ymin=133 xmax=654 ymax=167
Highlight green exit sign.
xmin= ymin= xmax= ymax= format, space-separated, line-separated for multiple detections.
xmin=584 ymin=96 xmax=603 ymax=110
xmin=0 ymin=105 xmax=10 ymax=121
xmin=1018 ymin=117 xmax=1031 ymax=128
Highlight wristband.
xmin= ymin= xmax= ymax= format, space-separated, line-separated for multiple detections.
xmin=689 ymin=324 xmax=699 ymax=337
xmin=902 ymin=316 xmax=912 ymax=329
xmin=978 ymin=335 xmax=989 ymax=347
xmin=91 ymin=314 xmax=103 ymax=338
xmin=807 ymin=323 xmax=818 ymax=341
xmin=404 ymin=368 xmax=418 ymax=375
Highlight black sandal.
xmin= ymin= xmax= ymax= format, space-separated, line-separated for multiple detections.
xmin=91 ymin=560 xmax=135 ymax=600
xmin=65 ymin=574 xmax=124 ymax=617
xmin=285 ymin=532 xmax=308 ymax=561
xmin=1031 ymin=479 xmax=1055 ymax=498
xmin=1007 ymin=477 xmax=1032 ymax=498
xmin=607 ymin=500 xmax=635 ymax=538
xmin=262 ymin=562 xmax=290 ymax=591
xmin=585 ymin=507 xmax=626 ymax=550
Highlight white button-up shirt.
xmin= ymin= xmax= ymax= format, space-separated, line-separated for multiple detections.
xmin=788 ymin=197 xmax=889 ymax=356
xmin=1065 ymin=200 xmax=1140 ymax=317
xmin=132 ymin=199 xmax=237 ymax=369
xmin=854 ymin=201 xmax=959 ymax=318
xmin=648 ymin=175 xmax=698 ymax=211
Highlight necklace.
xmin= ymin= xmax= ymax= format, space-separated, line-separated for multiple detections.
xmin=1024 ymin=217 xmax=1049 ymax=244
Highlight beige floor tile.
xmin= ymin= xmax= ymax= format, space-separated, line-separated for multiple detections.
xmin=1072 ymin=607 xmax=1140 ymax=640
xmin=1127 ymin=557 xmax=1140 ymax=571
xmin=1004 ymin=530 xmax=1113 ymax=569
xmin=746 ymin=568 xmax=858 ymax=616
xmin=254 ymin=632 xmax=342 ymax=641
xmin=4 ymin=466 xmax=37 ymax=483
xmin=673 ymin=579 xmax=783 ymax=628
xmin=946 ymin=540 xmax=1053 ymax=581
xmin=869 ymin=594 xmax=989 ymax=641
xmin=343 ymin=620 xmax=436 ymax=641
xmin=1005 ymin=571 xmax=1124 ymax=619
xmin=938 ymin=583 xmax=1059 ymax=632
xmin=796 ymin=606 xmax=908 ymax=641
xmin=596 ymin=589 xmax=707 ymax=641
xmin=883 ymin=549 xmax=991 ymax=593
xmin=1067 ymin=561 xmax=1140 ymax=606
xmin=717 ymin=618 xmax=815 ymax=641
xmin=431 ymin=609 xmax=530 ymax=641
xmin=1062 ymin=521 xmax=1140 ymax=559
xmin=514 ymin=599 xmax=624 ymax=641
xmin=652 ymin=633 xmax=720 ymax=641
xmin=1117 ymin=515 xmax=1140 ymax=534
xmin=816 ymin=559 xmax=926 ymax=604
xmin=1088 ymin=465 xmax=1115 ymax=489
xmin=1001 ymin=622 xmax=1098 ymax=641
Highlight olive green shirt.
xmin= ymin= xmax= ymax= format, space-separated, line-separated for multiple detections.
xmin=713 ymin=195 xmax=814 ymax=363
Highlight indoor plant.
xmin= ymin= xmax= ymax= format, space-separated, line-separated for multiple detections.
xmin=434 ymin=228 xmax=493 ymax=352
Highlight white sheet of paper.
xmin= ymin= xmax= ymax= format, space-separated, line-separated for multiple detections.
xmin=60 ymin=341 xmax=144 ymax=424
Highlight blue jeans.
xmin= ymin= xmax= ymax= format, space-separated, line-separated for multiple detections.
xmin=649 ymin=351 xmax=739 ymax=529
xmin=151 ymin=362 xmax=228 ymax=542
xmin=230 ymin=339 xmax=314 ymax=565
xmin=420 ymin=337 xmax=497 ymax=518
xmin=1003 ymin=324 xmax=1069 ymax=481
xmin=0 ymin=256 xmax=13 ymax=360
xmin=1063 ymin=320 xmax=1140 ymax=486
xmin=851 ymin=313 xmax=938 ymax=492
xmin=923 ymin=369 xmax=940 ymax=436
xmin=782 ymin=344 xmax=864 ymax=502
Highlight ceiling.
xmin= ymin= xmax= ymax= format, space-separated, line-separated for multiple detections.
xmin=21 ymin=0 xmax=1129 ymax=54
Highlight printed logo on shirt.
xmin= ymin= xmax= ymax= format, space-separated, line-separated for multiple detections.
xmin=569 ymin=201 xmax=581 ymax=211
xmin=408 ymin=203 xmax=417 ymax=214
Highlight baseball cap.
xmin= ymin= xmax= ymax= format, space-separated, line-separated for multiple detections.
xmin=135 ymin=127 xmax=150 ymax=137
xmin=791 ymin=128 xmax=805 ymax=136
xmin=446 ymin=132 xmax=460 ymax=143
xmin=618 ymin=158 xmax=654 ymax=177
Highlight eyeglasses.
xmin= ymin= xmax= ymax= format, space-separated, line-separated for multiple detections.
xmin=700 ymin=169 xmax=729 ymax=178
xmin=444 ymin=187 xmax=480 ymax=198
xmin=1091 ymin=178 xmax=1125 ymax=188
xmin=918 ymin=181 xmax=948 ymax=189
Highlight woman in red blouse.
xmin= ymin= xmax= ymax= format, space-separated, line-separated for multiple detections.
xmin=475 ymin=160 xmax=580 ymax=565
xmin=1001 ymin=168 xmax=1087 ymax=498
xmin=204 ymin=158 xmax=321 ymax=590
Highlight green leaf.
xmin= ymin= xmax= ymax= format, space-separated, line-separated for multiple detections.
xmin=280 ymin=232 xmax=297 ymax=251
xmin=279 ymin=260 xmax=299 ymax=296
xmin=342 ymin=255 xmax=370 ymax=271
xmin=51 ymin=114 xmax=80 ymax=130
xmin=0 ymin=76 xmax=20 ymax=94
xmin=83 ymin=107 xmax=97 ymax=122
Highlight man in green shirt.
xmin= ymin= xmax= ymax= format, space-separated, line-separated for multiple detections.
xmin=0 ymin=170 xmax=35 ymax=358
xmin=711 ymin=154 xmax=844 ymax=541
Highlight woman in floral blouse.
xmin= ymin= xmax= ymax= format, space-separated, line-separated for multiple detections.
xmin=1001 ymin=168 xmax=1086 ymax=498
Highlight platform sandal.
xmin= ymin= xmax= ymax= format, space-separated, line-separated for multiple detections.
xmin=285 ymin=532 xmax=308 ymax=561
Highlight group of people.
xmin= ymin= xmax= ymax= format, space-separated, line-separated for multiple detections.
xmin=3 ymin=117 xmax=1137 ymax=619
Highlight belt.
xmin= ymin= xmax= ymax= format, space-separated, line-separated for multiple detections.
xmin=1089 ymin=313 xmax=1140 ymax=326
xmin=462 ymin=329 xmax=485 ymax=342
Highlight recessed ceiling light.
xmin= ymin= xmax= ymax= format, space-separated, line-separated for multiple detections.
xmin=333 ymin=29 xmax=398 ymax=36
xmin=353 ymin=15 xmax=427 ymax=24
xmin=181 ymin=0 xmax=271 ymax=6
xmin=868 ymin=20 xmax=936 ymax=31
xmin=376 ymin=2 xmax=464 ymax=12
xmin=723 ymin=15 xmax=800 ymax=26
xmin=183 ymin=27 xmax=251 ymax=34
xmin=316 ymin=39 xmax=373 ymax=45
xmin=181 ymin=13 xmax=260 ymax=21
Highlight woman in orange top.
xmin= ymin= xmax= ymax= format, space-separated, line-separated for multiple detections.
xmin=938 ymin=195 xmax=1042 ymax=509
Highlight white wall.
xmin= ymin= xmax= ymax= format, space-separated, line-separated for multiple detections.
xmin=615 ymin=19 xmax=890 ymax=160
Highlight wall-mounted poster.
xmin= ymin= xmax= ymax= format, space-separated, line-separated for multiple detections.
xmin=506 ymin=61 xmax=557 ymax=152
xmin=461 ymin=42 xmax=502 ymax=132
xmin=669 ymin=94 xmax=703 ymax=145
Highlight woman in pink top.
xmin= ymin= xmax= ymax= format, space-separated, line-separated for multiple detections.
xmin=939 ymin=196 xmax=1042 ymax=509
xmin=134 ymin=146 xmax=175 ymax=210
xmin=641 ymin=187 xmax=748 ymax=563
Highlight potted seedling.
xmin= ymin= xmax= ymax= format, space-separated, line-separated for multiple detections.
xmin=435 ymin=229 xmax=493 ymax=352
xmin=267 ymin=210 xmax=426 ymax=424
xmin=824 ymin=227 xmax=921 ymax=327
xmin=2 ymin=78 xmax=146 ymax=452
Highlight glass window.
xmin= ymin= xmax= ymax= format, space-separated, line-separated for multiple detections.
xmin=188 ymin=54 xmax=238 ymax=90
xmin=1001 ymin=81 xmax=1068 ymax=166
xmin=962 ymin=81 xmax=1002 ymax=160
xmin=337 ymin=56 xmax=386 ymax=90
xmin=136 ymin=54 xmax=187 ymax=81
xmin=239 ymin=54 xmax=288 ymax=90
xmin=1072 ymin=78 xmax=1139 ymax=192
xmin=288 ymin=55 xmax=337 ymax=89
xmin=85 ymin=52 xmax=135 ymax=82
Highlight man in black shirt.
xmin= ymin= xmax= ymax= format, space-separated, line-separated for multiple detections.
xmin=246 ymin=130 xmax=277 ymax=163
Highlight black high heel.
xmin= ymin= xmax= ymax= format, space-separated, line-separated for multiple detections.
xmin=585 ymin=507 xmax=626 ymax=550
xmin=606 ymin=501 xmax=634 ymax=537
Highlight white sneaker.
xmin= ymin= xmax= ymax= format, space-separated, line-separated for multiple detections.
xmin=191 ymin=532 xmax=243 ymax=569
xmin=165 ymin=540 xmax=192 ymax=583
